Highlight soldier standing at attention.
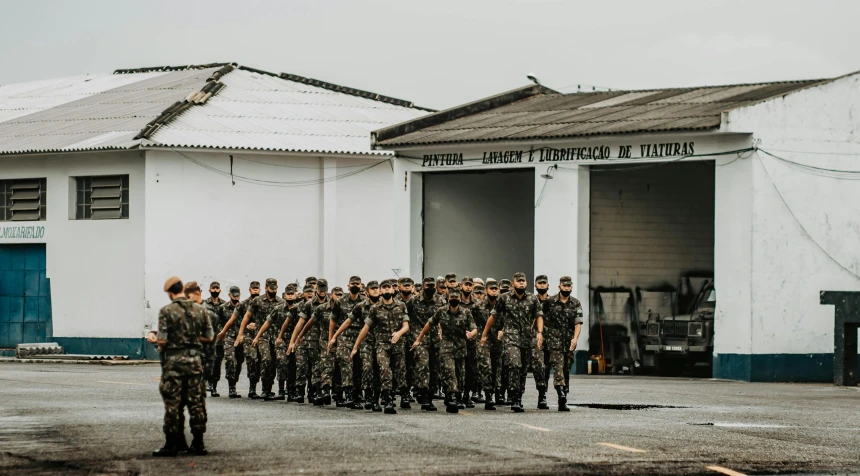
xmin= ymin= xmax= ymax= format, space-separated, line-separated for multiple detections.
xmin=531 ymin=275 xmax=551 ymax=410
xmin=151 ymin=276 xmax=212 ymax=457
xmin=289 ymin=280 xmax=330 ymax=404
xmin=543 ymin=276 xmax=583 ymax=411
xmin=252 ymin=283 xmax=299 ymax=400
xmin=480 ymin=272 xmax=543 ymax=413
xmin=285 ymin=284 xmax=316 ymax=403
xmin=405 ymin=277 xmax=444 ymax=411
xmin=217 ymin=281 xmax=261 ymax=397
xmin=411 ymin=289 xmax=478 ymax=414
xmin=329 ymin=276 xmax=365 ymax=409
xmin=236 ymin=279 xmax=283 ymax=401
xmin=351 ymin=280 xmax=409 ymax=414
xmin=203 ymin=282 xmax=226 ymax=397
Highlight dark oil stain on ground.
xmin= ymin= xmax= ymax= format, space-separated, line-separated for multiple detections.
xmin=571 ymin=403 xmax=688 ymax=410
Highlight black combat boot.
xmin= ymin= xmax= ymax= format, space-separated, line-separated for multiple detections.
xmin=209 ymin=382 xmax=220 ymax=398
xmin=313 ymin=386 xmax=325 ymax=406
xmin=433 ymin=388 xmax=445 ymax=400
xmin=445 ymin=392 xmax=459 ymax=414
xmin=228 ymin=383 xmax=240 ymax=398
xmin=248 ymin=382 xmax=259 ymax=399
xmin=495 ymin=390 xmax=508 ymax=406
xmin=287 ymin=385 xmax=297 ymax=402
xmin=421 ymin=389 xmax=437 ymax=411
xmin=371 ymin=390 xmax=383 ymax=412
xmin=511 ymin=391 xmax=524 ymax=413
xmin=152 ymin=433 xmax=178 ymax=457
xmin=322 ymin=385 xmax=332 ymax=405
xmin=537 ymin=389 xmax=549 ymax=410
xmin=484 ymin=395 xmax=496 ymax=411
xmin=556 ymin=386 xmax=570 ymax=412
xmin=364 ymin=388 xmax=374 ymax=410
xmin=294 ymin=385 xmax=305 ymax=404
xmin=382 ymin=390 xmax=397 ymax=414
xmin=400 ymin=389 xmax=411 ymax=410
xmin=406 ymin=388 xmax=416 ymax=403
xmin=174 ymin=432 xmax=189 ymax=453
xmin=275 ymin=380 xmax=286 ymax=400
xmin=187 ymin=430 xmax=208 ymax=456
xmin=463 ymin=390 xmax=474 ymax=408
xmin=263 ymin=386 xmax=275 ymax=401
xmin=336 ymin=388 xmax=348 ymax=407
xmin=456 ymin=392 xmax=466 ymax=410
xmin=472 ymin=390 xmax=485 ymax=404
xmin=349 ymin=387 xmax=362 ymax=410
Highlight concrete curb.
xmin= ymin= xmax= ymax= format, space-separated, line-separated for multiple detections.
xmin=0 ymin=357 xmax=159 ymax=366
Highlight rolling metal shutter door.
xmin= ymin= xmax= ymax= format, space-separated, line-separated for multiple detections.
xmin=590 ymin=162 xmax=715 ymax=325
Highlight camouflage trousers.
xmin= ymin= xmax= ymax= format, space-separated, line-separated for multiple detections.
xmin=360 ymin=340 xmax=377 ymax=390
xmin=275 ymin=341 xmax=296 ymax=387
xmin=317 ymin=340 xmax=336 ymax=388
xmin=440 ymin=353 xmax=466 ymax=394
xmin=529 ymin=336 xmax=547 ymax=391
xmin=477 ymin=344 xmax=503 ymax=394
xmin=208 ymin=342 xmax=225 ymax=385
xmin=224 ymin=336 xmax=244 ymax=384
xmin=160 ymin=371 xmax=207 ymax=434
xmin=505 ymin=344 xmax=531 ymax=394
xmin=293 ymin=343 xmax=314 ymax=388
xmin=548 ymin=349 xmax=571 ymax=387
xmin=377 ymin=345 xmax=406 ymax=392
xmin=407 ymin=338 xmax=430 ymax=390
xmin=244 ymin=338 xmax=274 ymax=387
xmin=465 ymin=343 xmax=478 ymax=392
xmin=337 ymin=333 xmax=359 ymax=388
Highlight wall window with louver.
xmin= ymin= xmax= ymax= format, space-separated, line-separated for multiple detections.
xmin=74 ymin=175 xmax=129 ymax=220
xmin=0 ymin=178 xmax=47 ymax=221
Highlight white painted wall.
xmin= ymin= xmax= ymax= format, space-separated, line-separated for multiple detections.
xmin=142 ymin=150 xmax=394 ymax=328
xmin=0 ymin=151 xmax=145 ymax=338
xmin=726 ymin=74 xmax=860 ymax=356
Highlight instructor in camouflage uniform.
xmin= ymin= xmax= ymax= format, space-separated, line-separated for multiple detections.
xmin=203 ymin=281 xmax=227 ymax=397
xmin=542 ymin=276 xmax=583 ymax=411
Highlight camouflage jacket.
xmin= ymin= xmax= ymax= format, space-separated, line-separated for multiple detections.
xmin=350 ymin=298 xmax=376 ymax=345
xmin=491 ymin=291 xmax=543 ymax=348
xmin=472 ymin=298 xmax=502 ymax=351
xmin=428 ymin=306 xmax=477 ymax=359
xmin=406 ymin=293 xmax=445 ymax=345
xmin=232 ymin=296 xmax=256 ymax=339
xmin=204 ymin=297 xmax=229 ymax=340
xmin=332 ymin=294 xmax=364 ymax=338
xmin=157 ymin=297 xmax=213 ymax=376
xmin=248 ymin=294 xmax=285 ymax=341
xmin=266 ymin=301 xmax=300 ymax=342
xmin=459 ymin=296 xmax=478 ymax=348
xmin=365 ymin=300 xmax=408 ymax=353
xmin=543 ymin=294 xmax=584 ymax=350
xmin=298 ymin=297 xmax=330 ymax=343
xmin=311 ymin=298 xmax=336 ymax=345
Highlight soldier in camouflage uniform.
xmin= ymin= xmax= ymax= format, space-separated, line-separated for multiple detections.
xmin=543 ymin=276 xmax=583 ymax=411
xmin=151 ymin=276 xmax=212 ymax=457
xmin=236 ymin=278 xmax=284 ymax=400
xmin=472 ymin=281 xmax=504 ymax=410
xmin=480 ymin=272 xmax=543 ymax=412
xmin=217 ymin=281 xmax=261 ymax=397
xmin=253 ymin=283 xmax=300 ymax=401
xmin=286 ymin=285 xmax=316 ymax=403
xmin=217 ymin=286 xmax=243 ymax=398
xmin=350 ymin=281 xmax=382 ymax=411
xmin=459 ymin=277 xmax=478 ymax=408
xmin=295 ymin=279 xmax=337 ymax=406
xmin=289 ymin=281 xmax=330 ymax=403
xmin=329 ymin=276 xmax=365 ymax=409
xmin=405 ymin=277 xmax=445 ymax=411
xmin=412 ymin=289 xmax=478 ymax=414
xmin=203 ymin=281 xmax=227 ymax=397
xmin=531 ymin=274 xmax=551 ymax=409
xmin=351 ymin=280 xmax=409 ymax=414
xmin=394 ymin=277 xmax=416 ymax=403
xmin=184 ymin=282 xmax=214 ymax=399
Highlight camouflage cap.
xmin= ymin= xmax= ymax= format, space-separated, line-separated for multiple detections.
xmin=265 ymin=278 xmax=277 ymax=288
xmin=349 ymin=276 xmax=362 ymax=284
xmin=366 ymin=280 xmax=380 ymax=289
xmin=462 ymin=276 xmax=473 ymax=285
xmin=209 ymin=281 xmax=220 ymax=288
xmin=535 ymin=274 xmax=548 ymax=284
xmin=184 ymin=281 xmax=201 ymax=294
xmin=473 ymin=278 xmax=484 ymax=286
xmin=473 ymin=284 xmax=485 ymax=292
xmin=560 ymin=276 xmax=573 ymax=285
xmin=305 ymin=276 xmax=317 ymax=284
xmin=332 ymin=286 xmax=344 ymax=294
xmin=229 ymin=286 xmax=240 ymax=296
xmin=436 ymin=277 xmax=446 ymax=285
xmin=499 ymin=279 xmax=512 ymax=288
xmin=285 ymin=283 xmax=298 ymax=292
xmin=250 ymin=281 xmax=261 ymax=288
xmin=512 ymin=272 xmax=527 ymax=280
xmin=302 ymin=285 xmax=314 ymax=293
xmin=445 ymin=273 xmax=457 ymax=282
xmin=380 ymin=279 xmax=394 ymax=288
xmin=447 ymin=289 xmax=462 ymax=299
xmin=163 ymin=276 xmax=182 ymax=292
xmin=422 ymin=277 xmax=436 ymax=285
xmin=486 ymin=279 xmax=499 ymax=289
xmin=316 ymin=279 xmax=329 ymax=292
xmin=398 ymin=277 xmax=414 ymax=285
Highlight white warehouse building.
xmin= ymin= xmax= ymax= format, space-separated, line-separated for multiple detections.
xmin=0 ymin=63 xmax=429 ymax=358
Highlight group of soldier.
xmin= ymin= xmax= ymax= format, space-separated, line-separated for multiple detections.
xmin=149 ymin=272 xmax=583 ymax=457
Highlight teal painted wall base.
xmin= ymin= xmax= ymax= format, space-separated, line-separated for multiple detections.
xmin=572 ymin=350 xmax=589 ymax=374
xmin=54 ymin=337 xmax=159 ymax=360
xmin=714 ymin=353 xmax=860 ymax=383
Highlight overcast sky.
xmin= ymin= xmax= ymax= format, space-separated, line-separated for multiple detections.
xmin=1 ymin=0 xmax=858 ymax=110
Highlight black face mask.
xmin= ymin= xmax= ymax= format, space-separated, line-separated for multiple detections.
xmin=449 ymin=299 xmax=460 ymax=307
xmin=250 ymin=292 xmax=260 ymax=298
xmin=514 ymin=287 xmax=525 ymax=296
xmin=349 ymin=286 xmax=361 ymax=294
xmin=266 ymin=291 xmax=276 ymax=299
xmin=369 ymin=295 xmax=380 ymax=303
xmin=462 ymin=290 xmax=471 ymax=298
xmin=560 ymin=290 xmax=572 ymax=297
xmin=286 ymin=298 xmax=297 ymax=305
xmin=401 ymin=290 xmax=411 ymax=298
xmin=500 ymin=289 xmax=510 ymax=294
xmin=231 ymin=298 xmax=239 ymax=304
xmin=210 ymin=291 xmax=220 ymax=299
xmin=424 ymin=287 xmax=436 ymax=297
xmin=536 ymin=288 xmax=548 ymax=296
xmin=381 ymin=292 xmax=394 ymax=300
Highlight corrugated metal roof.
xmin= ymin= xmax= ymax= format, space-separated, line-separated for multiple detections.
xmin=146 ymin=68 xmax=427 ymax=155
xmin=0 ymin=64 xmax=429 ymax=156
xmin=375 ymin=79 xmax=831 ymax=147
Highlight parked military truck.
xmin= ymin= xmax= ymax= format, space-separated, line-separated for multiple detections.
xmin=641 ymin=280 xmax=715 ymax=376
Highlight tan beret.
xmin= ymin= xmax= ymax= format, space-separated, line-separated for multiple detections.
xmin=163 ymin=276 xmax=181 ymax=292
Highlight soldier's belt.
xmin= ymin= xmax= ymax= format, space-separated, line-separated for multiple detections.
xmin=164 ymin=348 xmax=201 ymax=358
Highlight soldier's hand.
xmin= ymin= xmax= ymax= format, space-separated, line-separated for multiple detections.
xmin=216 ymin=331 xmax=226 ymax=341
xmin=391 ymin=332 xmax=401 ymax=344
xmin=410 ymin=340 xmax=419 ymax=351
xmin=297 ymin=336 xmax=304 ymax=345
xmin=276 ymin=337 xmax=283 ymax=347
xmin=252 ymin=337 xmax=259 ymax=346
xmin=146 ymin=331 xmax=157 ymax=344
xmin=326 ymin=342 xmax=333 ymax=353
xmin=480 ymin=335 xmax=487 ymax=347
xmin=287 ymin=343 xmax=295 ymax=355
xmin=235 ymin=335 xmax=244 ymax=346
xmin=350 ymin=348 xmax=357 ymax=359
xmin=569 ymin=339 xmax=577 ymax=352
xmin=247 ymin=322 xmax=257 ymax=331
xmin=537 ymin=333 xmax=544 ymax=349
xmin=467 ymin=329 xmax=478 ymax=340
xmin=329 ymin=337 xmax=337 ymax=348
xmin=497 ymin=330 xmax=504 ymax=341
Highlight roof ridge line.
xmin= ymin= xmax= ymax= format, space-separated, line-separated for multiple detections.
xmin=113 ymin=63 xmax=232 ymax=74
xmin=235 ymin=65 xmax=434 ymax=112
xmin=133 ymin=64 xmax=236 ymax=140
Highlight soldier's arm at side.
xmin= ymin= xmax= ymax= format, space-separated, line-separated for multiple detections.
xmin=410 ymin=321 xmax=433 ymax=350
xmin=217 ymin=311 xmax=238 ymax=340
xmin=296 ymin=315 xmax=315 ymax=341
xmin=277 ymin=315 xmax=292 ymax=345
xmin=351 ymin=324 xmax=371 ymax=358
xmin=570 ymin=323 xmax=582 ymax=352
xmin=466 ymin=314 xmax=478 ymax=340
xmin=331 ymin=318 xmax=351 ymax=343
xmin=328 ymin=318 xmax=336 ymax=344
xmin=156 ymin=308 xmax=169 ymax=349
xmin=254 ymin=320 xmax=271 ymax=344
xmin=287 ymin=316 xmax=307 ymax=355
xmin=480 ymin=314 xmax=496 ymax=346
xmin=235 ymin=310 xmax=252 ymax=344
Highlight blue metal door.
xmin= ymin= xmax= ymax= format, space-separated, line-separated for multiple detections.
xmin=0 ymin=244 xmax=51 ymax=347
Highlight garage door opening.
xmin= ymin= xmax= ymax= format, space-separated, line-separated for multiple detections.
xmin=589 ymin=162 xmax=715 ymax=377
xmin=423 ymin=169 xmax=534 ymax=280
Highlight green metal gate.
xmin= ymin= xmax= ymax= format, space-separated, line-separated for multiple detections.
xmin=0 ymin=244 xmax=52 ymax=347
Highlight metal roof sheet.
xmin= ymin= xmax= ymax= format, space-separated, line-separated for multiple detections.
xmin=376 ymin=79 xmax=831 ymax=147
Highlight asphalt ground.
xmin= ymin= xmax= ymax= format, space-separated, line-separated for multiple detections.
xmin=0 ymin=363 xmax=858 ymax=475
